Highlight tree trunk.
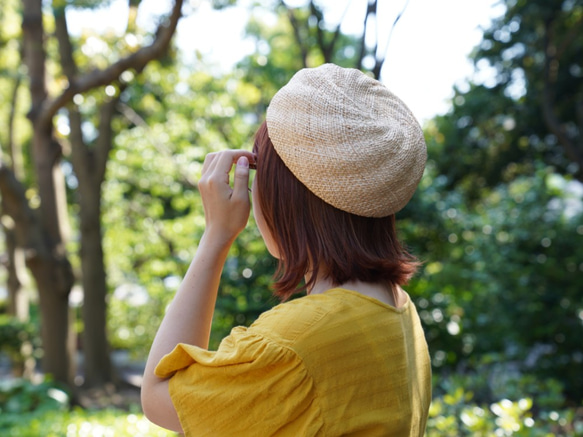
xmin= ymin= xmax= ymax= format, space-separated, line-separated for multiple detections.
xmin=79 ymin=187 xmax=113 ymax=387
xmin=22 ymin=0 xmax=76 ymax=386
xmin=3 ymin=227 xmax=28 ymax=321
xmin=29 ymin=131 xmax=76 ymax=384
xmin=0 ymin=160 xmax=76 ymax=384
xmin=29 ymin=259 xmax=76 ymax=384
xmin=3 ymin=62 xmax=29 ymax=323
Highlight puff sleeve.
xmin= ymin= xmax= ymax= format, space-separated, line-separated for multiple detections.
xmin=154 ymin=326 xmax=323 ymax=436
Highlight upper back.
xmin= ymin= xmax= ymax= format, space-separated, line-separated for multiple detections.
xmin=250 ymin=288 xmax=432 ymax=436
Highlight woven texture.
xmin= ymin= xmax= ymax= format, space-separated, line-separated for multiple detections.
xmin=266 ymin=64 xmax=426 ymax=217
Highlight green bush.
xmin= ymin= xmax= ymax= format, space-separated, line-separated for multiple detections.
xmin=403 ymin=169 xmax=583 ymax=403
xmin=427 ymin=374 xmax=583 ymax=436
xmin=0 ymin=315 xmax=39 ymax=361
xmin=2 ymin=407 xmax=175 ymax=437
xmin=0 ymin=377 xmax=174 ymax=436
xmin=427 ymin=390 xmax=583 ymax=436
xmin=0 ymin=377 xmax=69 ymax=430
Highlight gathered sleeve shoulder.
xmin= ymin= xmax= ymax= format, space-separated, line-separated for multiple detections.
xmin=154 ymin=326 xmax=323 ymax=436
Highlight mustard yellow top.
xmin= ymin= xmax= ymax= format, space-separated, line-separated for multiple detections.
xmin=155 ymin=288 xmax=432 ymax=436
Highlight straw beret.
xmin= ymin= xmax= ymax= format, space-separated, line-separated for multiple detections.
xmin=265 ymin=63 xmax=426 ymax=217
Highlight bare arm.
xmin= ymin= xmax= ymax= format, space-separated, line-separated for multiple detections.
xmin=141 ymin=150 xmax=254 ymax=432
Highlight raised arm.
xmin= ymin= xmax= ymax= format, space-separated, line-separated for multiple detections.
xmin=141 ymin=150 xmax=255 ymax=432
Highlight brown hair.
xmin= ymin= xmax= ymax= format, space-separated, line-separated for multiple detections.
xmin=253 ymin=121 xmax=419 ymax=301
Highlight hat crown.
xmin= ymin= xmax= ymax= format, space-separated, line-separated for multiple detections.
xmin=266 ymin=64 xmax=426 ymax=217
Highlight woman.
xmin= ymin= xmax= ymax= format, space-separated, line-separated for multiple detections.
xmin=141 ymin=64 xmax=431 ymax=436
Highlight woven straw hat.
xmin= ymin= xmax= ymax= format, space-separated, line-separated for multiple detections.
xmin=265 ymin=63 xmax=426 ymax=217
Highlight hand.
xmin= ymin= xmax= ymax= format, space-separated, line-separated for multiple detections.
xmin=198 ymin=150 xmax=256 ymax=246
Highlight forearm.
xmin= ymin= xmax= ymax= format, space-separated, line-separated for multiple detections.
xmin=141 ymin=232 xmax=233 ymax=431
xmin=143 ymin=231 xmax=232 ymax=374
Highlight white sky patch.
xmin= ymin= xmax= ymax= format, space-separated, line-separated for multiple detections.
xmin=66 ymin=0 xmax=503 ymax=123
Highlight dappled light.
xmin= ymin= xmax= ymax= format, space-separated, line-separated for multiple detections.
xmin=0 ymin=0 xmax=582 ymax=435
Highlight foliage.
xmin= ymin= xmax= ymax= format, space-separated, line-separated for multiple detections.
xmin=0 ymin=315 xmax=40 ymax=366
xmin=2 ymin=408 xmax=174 ymax=437
xmin=426 ymin=370 xmax=583 ymax=436
xmin=0 ymin=377 xmax=173 ymax=436
xmin=427 ymin=384 xmax=583 ymax=436
xmin=401 ymin=162 xmax=583 ymax=401
xmin=432 ymin=0 xmax=583 ymax=192
xmin=0 ymin=0 xmax=33 ymax=181
xmin=93 ymin=0 xmax=583 ymax=409
xmin=1 ymin=0 xmax=582 ymax=428
xmin=401 ymin=0 xmax=583 ymax=404
xmin=103 ymin=61 xmax=273 ymax=356
xmin=54 ymin=0 xmax=115 ymax=9
xmin=0 ymin=377 xmax=69 ymax=430
xmin=237 ymin=2 xmax=363 ymax=112
xmin=211 ymin=222 xmax=278 ymax=348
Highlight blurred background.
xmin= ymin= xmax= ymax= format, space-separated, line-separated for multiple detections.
xmin=0 ymin=0 xmax=581 ymax=435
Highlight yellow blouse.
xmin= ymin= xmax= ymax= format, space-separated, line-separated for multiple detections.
xmin=155 ymin=288 xmax=432 ymax=436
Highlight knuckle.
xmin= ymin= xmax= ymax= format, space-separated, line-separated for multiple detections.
xmin=197 ymin=176 xmax=210 ymax=190
xmin=205 ymin=178 xmax=218 ymax=190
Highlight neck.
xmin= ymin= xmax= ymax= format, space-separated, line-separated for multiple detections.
xmin=307 ymin=275 xmax=403 ymax=308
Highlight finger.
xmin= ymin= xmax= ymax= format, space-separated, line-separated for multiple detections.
xmin=249 ymin=153 xmax=258 ymax=170
xmin=209 ymin=150 xmax=254 ymax=181
xmin=232 ymin=156 xmax=250 ymax=201
xmin=199 ymin=150 xmax=254 ymax=197
xmin=201 ymin=152 xmax=218 ymax=176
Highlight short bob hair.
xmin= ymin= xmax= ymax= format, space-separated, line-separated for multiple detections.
xmin=253 ymin=121 xmax=419 ymax=301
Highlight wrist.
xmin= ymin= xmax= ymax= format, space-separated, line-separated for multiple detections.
xmin=199 ymin=228 xmax=237 ymax=253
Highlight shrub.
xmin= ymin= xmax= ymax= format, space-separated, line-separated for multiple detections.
xmin=427 ymin=375 xmax=583 ymax=436
xmin=0 ymin=377 xmax=174 ymax=436
xmin=0 ymin=377 xmax=69 ymax=430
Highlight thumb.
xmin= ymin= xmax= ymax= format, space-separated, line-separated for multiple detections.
xmin=232 ymin=156 xmax=250 ymax=200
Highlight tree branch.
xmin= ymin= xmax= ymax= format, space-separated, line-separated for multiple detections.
xmin=38 ymin=0 xmax=183 ymax=127
xmin=356 ymin=0 xmax=375 ymax=71
xmin=310 ymin=1 xmax=327 ymax=62
xmin=22 ymin=0 xmax=48 ymax=125
xmin=374 ymin=0 xmax=410 ymax=79
xmin=67 ymin=106 xmax=88 ymax=179
xmin=0 ymin=163 xmax=46 ymax=258
xmin=281 ymin=0 xmax=308 ymax=68
xmin=54 ymin=5 xmax=89 ymax=187
xmin=7 ymin=66 xmax=24 ymax=179
xmin=94 ymin=85 xmax=126 ymax=187
xmin=53 ymin=4 xmax=78 ymax=80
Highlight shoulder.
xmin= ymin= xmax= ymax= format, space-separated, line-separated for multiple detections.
xmin=249 ymin=288 xmax=418 ymax=345
xmin=249 ymin=293 xmax=339 ymax=346
xmin=249 ymin=289 xmax=401 ymax=348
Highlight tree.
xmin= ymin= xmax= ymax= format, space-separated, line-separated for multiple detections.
xmin=431 ymin=0 xmax=583 ymax=194
xmin=0 ymin=0 xmax=183 ymax=387
xmin=238 ymin=0 xmax=410 ymax=108
xmin=0 ymin=0 xmax=29 ymax=324
xmin=402 ymin=0 xmax=583 ymax=403
xmin=55 ymin=0 xmax=183 ymax=388
xmin=276 ymin=0 xmax=408 ymax=79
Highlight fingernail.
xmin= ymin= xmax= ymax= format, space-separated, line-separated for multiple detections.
xmin=237 ymin=156 xmax=249 ymax=168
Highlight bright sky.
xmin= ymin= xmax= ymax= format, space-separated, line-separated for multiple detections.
xmin=67 ymin=0 xmax=504 ymax=124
